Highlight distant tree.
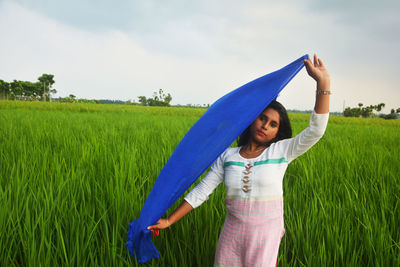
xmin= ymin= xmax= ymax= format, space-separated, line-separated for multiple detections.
xmin=361 ymin=105 xmax=374 ymax=118
xmin=38 ymin=74 xmax=55 ymax=102
xmin=0 ymin=80 xmax=10 ymax=100
xmin=20 ymin=81 xmax=42 ymax=98
xmin=164 ymin=93 xmax=172 ymax=105
xmin=345 ymin=102 xmax=398 ymax=119
xmin=138 ymin=89 xmax=172 ymax=106
xmin=344 ymin=102 xmax=388 ymax=118
xmin=125 ymin=100 xmax=137 ymax=105
xmin=343 ymin=107 xmax=361 ymax=117
xmin=10 ymin=80 xmax=24 ymax=100
xmin=57 ymin=94 xmax=77 ymax=103
xmin=374 ymin=103 xmax=385 ymax=112
xmin=1 ymin=76 xmax=60 ymax=101
xmin=138 ymin=96 xmax=147 ymax=105
xmin=379 ymin=108 xmax=399 ymax=119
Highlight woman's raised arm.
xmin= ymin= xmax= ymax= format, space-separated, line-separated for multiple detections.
xmin=304 ymin=54 xmax=330 ymax=114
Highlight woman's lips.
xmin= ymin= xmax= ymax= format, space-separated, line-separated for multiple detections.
xmin=257 ymin=130 xmax=265 ymax=136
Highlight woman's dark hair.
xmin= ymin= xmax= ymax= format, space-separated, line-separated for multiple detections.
xmin=237 ymin=100 xmax=292 ymax=147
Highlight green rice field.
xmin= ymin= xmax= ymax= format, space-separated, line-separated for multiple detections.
xmin=1 ymin=100 xmax=399 ymax=266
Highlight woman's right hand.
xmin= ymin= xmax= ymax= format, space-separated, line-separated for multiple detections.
xmin=146 ymin=200 xmax=193 ymax=235
xmin=147 ymin=218 xmax=170 ymax=231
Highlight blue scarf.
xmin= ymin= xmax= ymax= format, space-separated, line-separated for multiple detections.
xmin=126 ymin=54 xmax=309 ymax=263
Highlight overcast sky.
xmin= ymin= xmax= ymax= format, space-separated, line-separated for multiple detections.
xmin=1 ymin=0 xmax=399 ymax=112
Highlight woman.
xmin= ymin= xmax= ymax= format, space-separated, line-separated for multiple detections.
xmin=148 ymin=54 xmax=330 ymax=266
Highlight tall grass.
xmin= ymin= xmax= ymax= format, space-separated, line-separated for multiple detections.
xmin=1 ymin=100 xmax=399 ymax=266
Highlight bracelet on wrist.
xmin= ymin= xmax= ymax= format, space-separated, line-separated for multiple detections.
xmin=316 ymin=89 xmax=331 ymax=95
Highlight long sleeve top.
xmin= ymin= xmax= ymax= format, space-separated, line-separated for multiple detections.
xmin=184 ymin=111 xmax=329 ymax=208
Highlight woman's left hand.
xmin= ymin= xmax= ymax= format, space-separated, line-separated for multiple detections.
xmin=306 ymin=54 xmax=330 ymax=113
xmin=304 ymin=54 xmax=330 ymax=85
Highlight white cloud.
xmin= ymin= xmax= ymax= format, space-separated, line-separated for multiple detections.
xmin=0 ymin=1 xmax=220 ymax=103
xmin=0 ymin=0 xmax=399 ymax=113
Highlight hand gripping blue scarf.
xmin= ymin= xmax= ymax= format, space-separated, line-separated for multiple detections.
xmin=126 ymin=54 xmax=309 ymax=263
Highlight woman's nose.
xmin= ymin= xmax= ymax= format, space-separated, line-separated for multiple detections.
xmin=261 ymin=123 xmax=268 ymax=129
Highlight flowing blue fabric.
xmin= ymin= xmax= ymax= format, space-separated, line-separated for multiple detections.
xmin=126 ymin=54 xmax=309 ymax=263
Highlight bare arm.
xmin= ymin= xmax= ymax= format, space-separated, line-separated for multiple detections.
xmin=304 ymin=54 xmax=330 ymax=114
xmin=274 ymin=54 xmax=330 ymax=163
xmin=147 ymin=200 xmax=194 ymax=231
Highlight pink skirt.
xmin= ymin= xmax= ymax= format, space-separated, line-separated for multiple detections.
xmin=214 ymin=198 xmax=285 ymax=267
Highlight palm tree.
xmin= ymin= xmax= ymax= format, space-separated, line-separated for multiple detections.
xmin=38 ymin=74 xmax=55 ymax=102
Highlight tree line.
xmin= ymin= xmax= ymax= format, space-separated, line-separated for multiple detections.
xmin=0 ymin=75 xmax=175 ymax=107
xmin=3 ymin=75 xmax=397 ymax=117
xmin=0 ymin=74 xmax=56 ymax=101
xmin=343 ymin=103 xmax=400 ymax=119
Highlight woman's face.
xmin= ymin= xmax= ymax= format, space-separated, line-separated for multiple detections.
xmin=250 ymin=108 xmax=280 ymax=145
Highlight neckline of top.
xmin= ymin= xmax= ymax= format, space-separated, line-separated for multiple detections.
xmin=237 ymin=146 xmax=268 ymax=160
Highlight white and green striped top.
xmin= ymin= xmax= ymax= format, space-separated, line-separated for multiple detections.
xmin=184 ymin=111 xmax=329 ymax=208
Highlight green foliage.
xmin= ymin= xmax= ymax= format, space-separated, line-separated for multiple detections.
xmin=138 ymin=89 xmax=172 ymax=106
xmin=38 ymin=74 xmax=55 ymax=101
xmin=124 ymin=100 xmax=138 ymax=106
xmin=379 ymin=108 xmax=400 ymax=120
xmin=344 ymin=102 xmax=399 ymax=119
xmin=138 ymin=95 xmax=147 ymax=105
xmin=343 ymin=106 xmax=361 ymax=117
xmin=0 ymin=80 xmax=9 ymax=99
xmin=0 ymin=74 xmax=56 ymax=101
xmin=0 ymin=101 xmax=399 ymax=266
xmin=0 ymin=100 xmax=206 ymax=116
xmin=343 ymin=102 xmax=385 ymax=118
